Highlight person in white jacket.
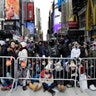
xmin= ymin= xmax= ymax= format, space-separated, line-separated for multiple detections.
xmin=71 ymin=42 xmax=81 ymax=59
xmin=18 ymin=42 xmax=28 ymax=90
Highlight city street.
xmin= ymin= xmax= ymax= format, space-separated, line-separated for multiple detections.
xmin=0 ymin=86 xmax=96 ymax=96
xmin=0 ymin=0 xmax=96 ymax=96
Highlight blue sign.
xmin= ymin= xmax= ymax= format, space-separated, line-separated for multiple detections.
xmin=27 ymin=22 xmax=34 ymax=34
xmin=58 ymin=0 xmax=65 ymax=8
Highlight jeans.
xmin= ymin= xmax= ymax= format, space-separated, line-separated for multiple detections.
xmin=42 ymin=82 xmax=56 ymax=90
xmin=31 ymin=74 xmax=40 ymax=83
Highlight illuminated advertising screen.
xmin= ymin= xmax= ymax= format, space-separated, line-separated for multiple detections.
xmin=53 ymin=5 xmax=61 ymax=33
xmin=27 ymin=2 xmax=34 ymax=21
xmin=5 ymin=0 xmax=20 ymax=20
xmin=54 ymin=23 xmax=61 ymax=33
xmin=27 ymin=22 xmax=34 ymax=34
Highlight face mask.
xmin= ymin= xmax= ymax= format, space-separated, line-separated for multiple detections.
xmin=42 ymin=63 xmax=46 ymax=65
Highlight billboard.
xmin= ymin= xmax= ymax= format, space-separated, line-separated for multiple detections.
xmin=5 ymin=0 xmax=20 ymax=20
xmin=27 ymin=2 xmax=34 ymax=21
xmin=54 ymin=23 xmax=61 ymax=33
xmin=53 ymin=4 xmax=61 ymax=33
xmin=27 ymin=22 xmax=34 ymax=34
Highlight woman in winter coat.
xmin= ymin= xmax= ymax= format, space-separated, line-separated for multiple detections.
xmin=18 ymin=42 xmax=28 ymax=90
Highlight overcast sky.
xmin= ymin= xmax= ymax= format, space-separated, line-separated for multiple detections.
xmin=34 ymin=0 xmax=53 ymax=40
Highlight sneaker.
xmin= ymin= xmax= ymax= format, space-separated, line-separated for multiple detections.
xmin=1 ymin=86 xmax=10 ymax=91
xmin=22 ymin=86 xmax=27 ymax=91
xmin=51 ymin=90 xmax=55 ymax=96
xmin=48 ymin=89 xmax=55 ymax=96
xmin=9 ymin=84 xmax=12 ymax=89
xmin=89 ymin=84 xmax=96 ymax=91
xmin=66 ymin=84 xmax=72 ymax=88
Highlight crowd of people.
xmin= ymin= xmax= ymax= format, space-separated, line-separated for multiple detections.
xmin=0 ymin=37 xmax=96 ymax=95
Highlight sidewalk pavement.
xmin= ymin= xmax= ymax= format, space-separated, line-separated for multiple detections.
xmin=0 ymin=86 xmax=96 ymax=96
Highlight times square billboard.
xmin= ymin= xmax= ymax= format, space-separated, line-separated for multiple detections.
xmin=53 ymin=0 xmax=61 ymax=33
xmin=23 ymin=2 xmax=34 ymax=21
xmin=5 ymin=0 xmax=20 ymax=20
xmin=27 ymin=22 xmax=34 ymax=34
xmin=27 ymin=2 xmax=34 ymax=21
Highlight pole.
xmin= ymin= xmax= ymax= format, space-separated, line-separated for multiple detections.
xmin=21 ymin=0 xmax=24 ymax=36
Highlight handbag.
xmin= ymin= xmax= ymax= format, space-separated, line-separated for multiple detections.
xmin=79 ymin=74 xmax=88 ymax=90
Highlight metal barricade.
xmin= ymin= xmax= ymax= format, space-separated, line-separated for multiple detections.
xmin=79 ymin=58 xmax=96 ymax=92
xmin=16 ymin=57 xmax=78 ymax=89
xmin=0 ymin=56 xmax=15 ymax=93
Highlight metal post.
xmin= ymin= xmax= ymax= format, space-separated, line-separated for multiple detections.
xmin=21 ymin=0 xmax=24 ymax=36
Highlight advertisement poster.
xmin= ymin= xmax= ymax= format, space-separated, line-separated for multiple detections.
xmin=27 ymin=22 xmax=34 ymax=34
xmin=27 ymin=2 xmax=34 ymax=21
xmin=5 ymin=0 xmax=20 ymax=20
xmin=54 ymin=1 xmax=61 ymax=33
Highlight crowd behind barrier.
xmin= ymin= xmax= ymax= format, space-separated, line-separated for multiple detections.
xmin=0 ymin=38 xmax=96 ymax=95
xmin=0 ymin=56 xmax=96 ymax=93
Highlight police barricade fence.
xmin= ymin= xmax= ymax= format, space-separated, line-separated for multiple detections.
xmin=78 ymin=58 xmax=96 ymax=91
xmin=0 ymin=56 xmax=15 ymax=92
xmin=0 ymin=56 xmax=81 ymax=92
xmin=16 ymin=57 xmax=78 ymax=89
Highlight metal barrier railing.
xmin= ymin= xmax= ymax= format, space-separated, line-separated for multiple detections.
xmin=78 ymin=58 xmax=96 ymax=91
xmin=16 ymin=57 xmax=78 ymax=89
xmin=0 ymin=56 xmax=15 ymax=93
xmin=2 ymin=56 xmax=96 ymax=94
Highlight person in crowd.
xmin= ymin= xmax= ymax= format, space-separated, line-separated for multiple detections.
xmin=18 ymin=41 xmax=28 ymax=90
xmin=65 ymin=60 xmax=79 ymax=87
xmin=1 ymin=40 xmax=17 ymax=90
xmin=53 ymin=59 xmax=66 ymax=92
xmin=28 ymin=59 xmax=42 ymax=91
xmin=41 ymin=59 xmax=47 ymax=71
xmin=31 ymin=59 xmax=41 ymax=83
xmin=49 ymin=39 xmax=59 ymax=57
xmin=71 ymin=41 xmax=81 ymax=59
xmin=40 ymin=67 xmax=56 ymax=96
xmin=82 ymin=59 xmax=96 ymax=90
xmin=79 ymin=42 xmax=88 ymax=58
xmin=44 ymin=41 xmax=50 ymax=57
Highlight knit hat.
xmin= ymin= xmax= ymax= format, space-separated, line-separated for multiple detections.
xmin=20 ymin=42 xmax=27 ymax=47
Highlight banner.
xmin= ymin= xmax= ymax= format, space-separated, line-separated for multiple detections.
xmin=27 ymin=2 xmax=34 ymax=21
xmin=5 ymin=0 xmax=20 ymax=20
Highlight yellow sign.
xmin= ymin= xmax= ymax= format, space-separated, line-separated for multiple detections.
xmin=86 ymin=0 xmax=95 ymax=31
